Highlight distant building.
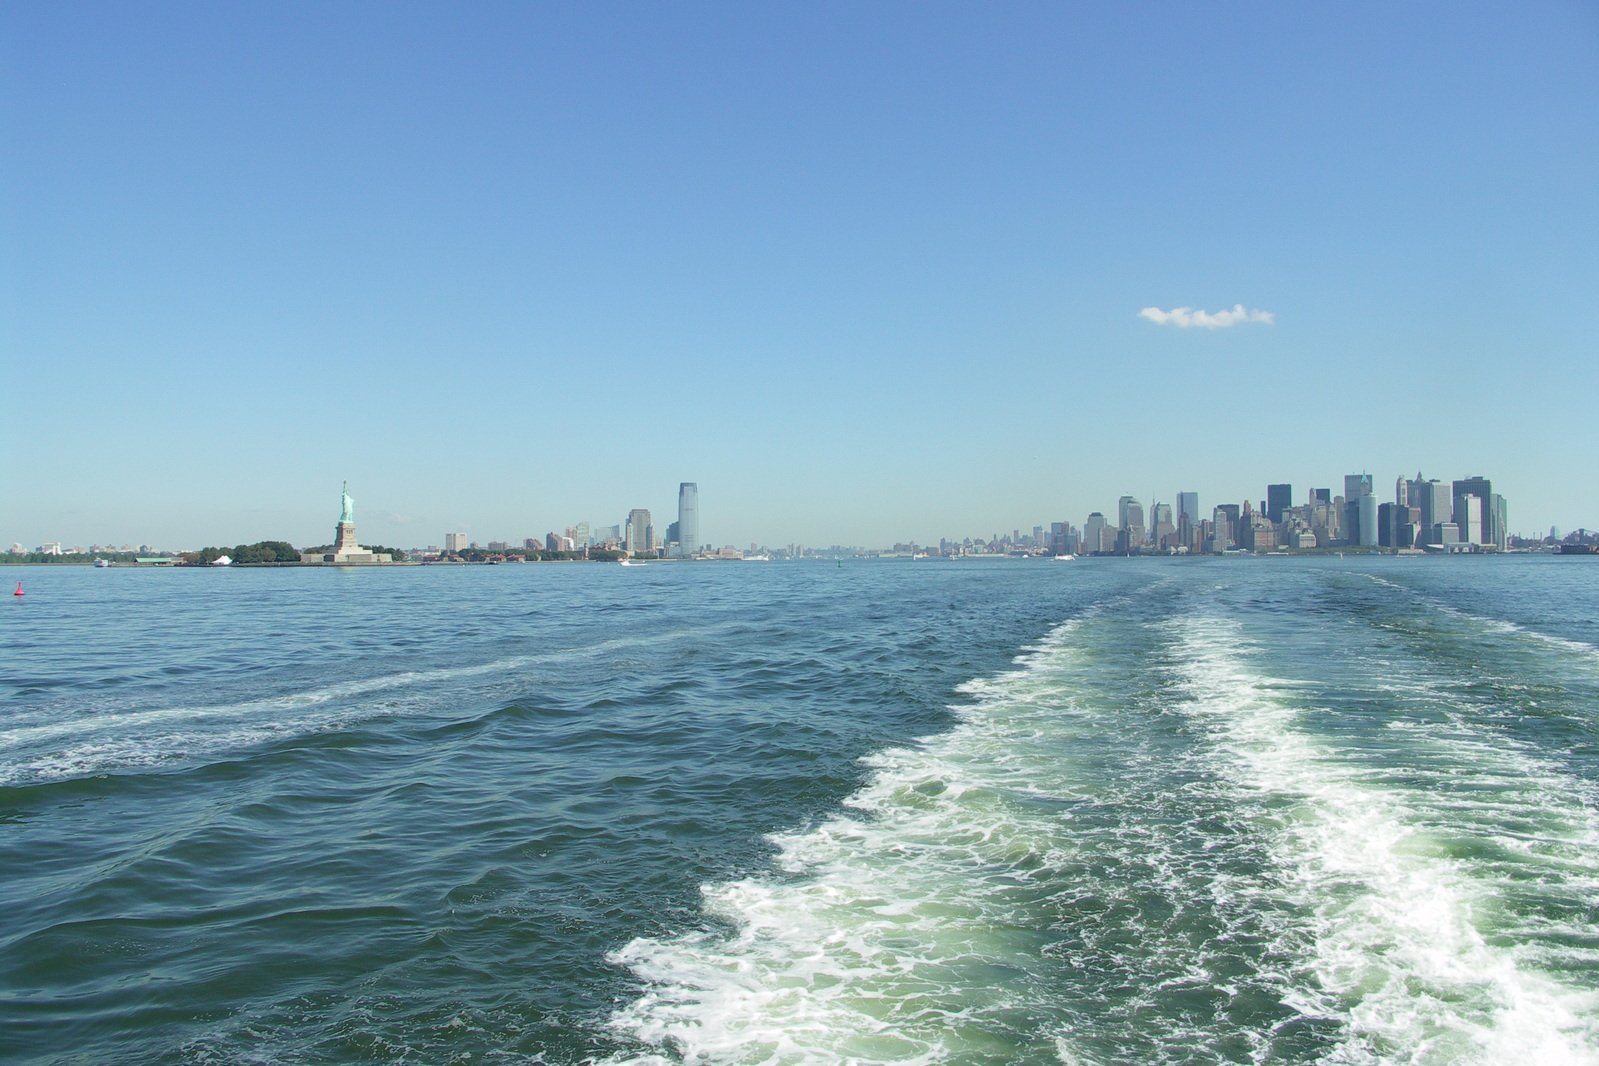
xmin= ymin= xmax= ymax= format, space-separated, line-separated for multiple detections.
xmin=625 ymin=509 xmax=653 ymax=553
xmin=1084 ymin=512 xmax=1107 ymax=554
xmin=1343 ymin=473 xmax=1374 ymax=545
xmin=676 ymin=482 xmax=700 ymax=558
xmin=1452 ymin=476 xmax=1501 ymax=549
xmin=1266 ymin=484 xmax=1292 ymax=525
xmin=1453 ymin=493 xmax=1484 ymax=545
xmin=1117 ymin=496 xmax=1145 ymax=549
xmin=446 ymin=532 xmax=468 ymax=553
xmin=1416 ymin=480 xmax=1452 ymax=545
xmin=1358 ymin=493 xmax=1378 ymax=547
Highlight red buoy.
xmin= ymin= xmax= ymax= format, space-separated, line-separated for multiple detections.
xmin=12 ymin=582 xmax=22 ymax=597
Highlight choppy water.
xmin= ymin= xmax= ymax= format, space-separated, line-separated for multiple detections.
xmin=2 ymin=557 xmax=1596 ymax=1065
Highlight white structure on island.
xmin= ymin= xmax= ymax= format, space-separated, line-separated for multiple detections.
xmin=301 ymin=483 xmax=394 ymax=565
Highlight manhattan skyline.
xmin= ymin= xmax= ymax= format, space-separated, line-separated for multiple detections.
xmin=4 ymin=4 xmax=1596 ymax=549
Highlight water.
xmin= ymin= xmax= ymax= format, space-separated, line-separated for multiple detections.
xmin=2 ymin=557 xmax=1596 ymax=1065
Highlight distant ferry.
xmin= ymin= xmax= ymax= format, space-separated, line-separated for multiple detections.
xmin=1052 ymin=554 xmax=1076 ymax=562
xmin=94 ymin=558 xmax=110 ymax=568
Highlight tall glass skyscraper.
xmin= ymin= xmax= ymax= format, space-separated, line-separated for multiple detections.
xmin=677 ymin=483 xmax=699 ymax=558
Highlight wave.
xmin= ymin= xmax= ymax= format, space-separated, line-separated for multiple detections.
xmin=1170 ymin=621 xmax=1599 ymax=1065
xmin=0 ymin=623 xmax=744 ymax=787
xmin=602 ymin=620 xmax=1103 ymax=1065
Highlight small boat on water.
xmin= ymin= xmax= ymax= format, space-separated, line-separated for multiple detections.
xmin=94 ymin=558 xmax=110 ymax=568
xmin=1053 ymin=554 xmax=1076 ymax=561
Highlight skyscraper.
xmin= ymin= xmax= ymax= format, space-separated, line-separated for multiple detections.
xmin=1418 ymin=480 xmax=1452 ymax=545
xmin=625 ymin=509 xmax=652 ymax=553
xmin=1343 ymin=473 xmax=1373 ymax=545
xmin=1084 ymin=512 xmax=1107 ymax=555
xmin=1452 ymin=476 xmax=1498 ymax=549
xmin=676 ymin=482 xmax=700 ymax=558
xmin=1117 ymin=496 xmax=1145 ymax=549
xmin=1266 ymin=484 xmax=1292 ymax=525
xmin=1358 ymin=493 xmax=1378 ymax=547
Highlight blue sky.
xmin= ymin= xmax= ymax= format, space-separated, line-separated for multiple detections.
xmin=4 ymin=3 xmax=1596 ymax=549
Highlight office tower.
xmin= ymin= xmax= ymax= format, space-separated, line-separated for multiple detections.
xmin=677 ymin=482 xmax=700 ymax=558
xmin=1417 ymin=480 xmax=1451 ymax=544
xmin=1358 ymin=493 xmax=1378 ymax=547
xmin=1395 ymin=477 xmax=1409 ymax=507
xmin=1342 ymin=474 xmax=1373 ymax=546
xmin=1452 ymin=476 xmax=1497 ymax=548
xmin=1211 ymin=507 xmax=1232 ymax=552
xmin=1177 ymin=492 xmax=1199 ymax=524
xmin=1491 ymin=495 xmax=1508 ymax=550
xmin=1084 ymin=513 xmax=1106 ymax=555
xmin=1150 ymin=502 xmax=1174 ymax=548
xmin=445 ymin=532 xmax=467 ymax=552
xmin=1266 ymin=484 xmax=1292 ymax=525
xmin=1453 ymin=494 xmax=1484 ymax=545
xmin=666 ymin=520 xmax=680 ymax=548
xmin=574 ymin=521 xmax=591 ymax=546
xmin=1117 ymin=496 xmax=1145 ymax=548
xmin=625 ymin=509 xmax=652 ymax=553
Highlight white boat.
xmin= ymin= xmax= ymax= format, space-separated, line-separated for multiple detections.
xmin=1052 ymin=554 xmax=1076 ymax=561
xmin=210 ymin=555 xmax=233 ymax=567
xmin=94 ymin=558 xmax=110 ymax=568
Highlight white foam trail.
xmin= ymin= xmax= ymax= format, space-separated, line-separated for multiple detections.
xmin=1172 ymin=621 xmax=1599 ymax=1065
xmin=605 ymin=622 xmax=1100 ymax=1065
xmin=1362 ymin=572 xmax=1599 ymax=663
xmin=0 ymin=624 xmax=738 ymax=785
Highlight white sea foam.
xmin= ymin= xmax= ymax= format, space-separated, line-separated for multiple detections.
xmin=604 ymin=620 xmax=1103 ymax=1065
xmin=1172 ymin=621 xmax=1599 ymax=1065
xmin=0 ymin=625 xmax=731 ymax=785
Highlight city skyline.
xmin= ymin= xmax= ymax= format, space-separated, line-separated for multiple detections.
xmin=4 ymin=6 xmax=1596 ymax=547
xmin=11 ymin=464 xmax=1571 ymax=558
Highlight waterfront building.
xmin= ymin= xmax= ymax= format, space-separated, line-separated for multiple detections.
xmin=1084 ymin=512 xmax=1107 ymax=555
xmin=677 ymin=482 xmax=700 ymax=558
xmin=446 ymin=532 xmax=468 ymax=552
xmin=1149 ymin=502 xmax=1174 ymax=548
xmin=1453 ymin=493 xmax=1484 ymax=545
xmin=1417 ymin=480 xmax=1452 ymax=545
xmin=1342 ymin=474 xmax=1373 ymax=546
xmin=1117 ymin=496 xmax=1145 ymax=549
xmin=1452 ymin=476 xmax=1501 ymax=549
xmin=1210 ymin=507 xmax=1233 ymax=552
xmin=625 ymin=509 xmax=653 ymax=554
xmin=1358 ymin=493 xmax=1378 ymax=547
xmin=1266 ymin=484 xmax=1292 ymax=525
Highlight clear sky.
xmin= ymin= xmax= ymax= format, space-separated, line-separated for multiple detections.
xmin=4 ymin=3 xmax=1596 ymax=549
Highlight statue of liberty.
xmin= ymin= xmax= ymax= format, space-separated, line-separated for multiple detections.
xmin=340 ymin=482 xmax=355 ymax=524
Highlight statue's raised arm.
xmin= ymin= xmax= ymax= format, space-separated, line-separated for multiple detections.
xmin=340 ymin=482 xmax=355 ymax=524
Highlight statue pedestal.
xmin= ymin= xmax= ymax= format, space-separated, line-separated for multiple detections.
xmin=302 ymin=521 xmax=393 ymax=565
xmin=333 ymin=522 xmax=360 ymax=553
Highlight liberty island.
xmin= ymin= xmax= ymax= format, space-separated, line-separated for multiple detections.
xmin=299 ymin=482 xmax=393 ymax=565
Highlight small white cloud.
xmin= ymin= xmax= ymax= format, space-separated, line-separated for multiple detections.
xmin=1138 ymin=304 xmax=1274 ymax=329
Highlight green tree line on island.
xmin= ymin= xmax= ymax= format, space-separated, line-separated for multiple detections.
xmin=182 ymin=541 xmax=306 ymax=565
